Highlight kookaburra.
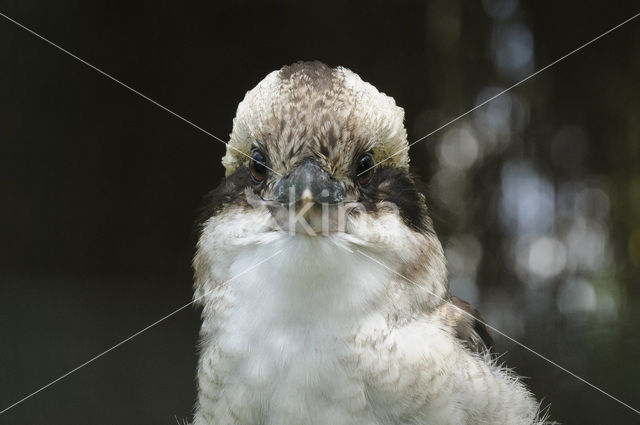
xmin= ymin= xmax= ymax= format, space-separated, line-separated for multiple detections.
xmin=192 ymin=61 xmax=547 ymax=425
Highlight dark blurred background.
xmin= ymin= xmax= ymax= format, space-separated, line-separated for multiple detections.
xmin=1 ymin=1 xmax=639 ymax=424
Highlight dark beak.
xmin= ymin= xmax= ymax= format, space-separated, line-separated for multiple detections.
xmin=273 ymin=159 xmax=345 ymax=205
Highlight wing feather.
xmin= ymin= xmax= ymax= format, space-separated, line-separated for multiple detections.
xmin=436 ymin=296 xmax=494 ymax=353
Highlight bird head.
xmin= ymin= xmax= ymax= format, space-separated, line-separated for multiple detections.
xmin=194 ymin=62 xmax=447 ymax=307
xmin=218 ymin=61 xmax=434 ymax=235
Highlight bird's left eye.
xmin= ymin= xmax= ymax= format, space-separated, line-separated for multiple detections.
xmin=356 ymin=153 xmax=374 ymax=186
xmin=250 ymin=150 xmax=268 ymax=183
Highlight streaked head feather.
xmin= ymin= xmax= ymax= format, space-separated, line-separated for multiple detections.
xmin=222 ymin=61 xmax=409 ymax=178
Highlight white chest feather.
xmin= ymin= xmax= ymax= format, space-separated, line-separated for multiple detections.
xmin=195 ymin=236 xmax=391 ymax=425
xmin=194 ymin=235 xmax=544 ymax=425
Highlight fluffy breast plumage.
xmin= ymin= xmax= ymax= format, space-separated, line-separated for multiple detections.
xmin=192 ymin=236 xmax=544 ymax=425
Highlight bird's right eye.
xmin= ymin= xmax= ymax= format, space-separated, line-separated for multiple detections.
xmin=250 ymin=150 xmax=268 ymax=183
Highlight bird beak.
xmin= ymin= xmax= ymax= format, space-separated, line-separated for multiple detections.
xmin=268 ymin=159 xmax=348 ymax=236
xmin=273 ymin=159 xmax=345 ymax=205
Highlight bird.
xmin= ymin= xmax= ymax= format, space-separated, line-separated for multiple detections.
xmin=191 ymin=61 xmax=548 ymax=425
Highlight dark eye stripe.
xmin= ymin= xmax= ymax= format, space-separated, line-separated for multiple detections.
xmin=358 ymin=167 xmax=430 ymax=233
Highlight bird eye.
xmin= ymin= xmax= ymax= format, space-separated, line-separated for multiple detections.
xmin=250 ymin=150 xmax=268 ymax=183
xmin=356 ymin=153 xmax=374 ymax=186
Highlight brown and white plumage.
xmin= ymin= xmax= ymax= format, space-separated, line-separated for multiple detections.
xmin=192 ymin=61 xmax=548 ymax=425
